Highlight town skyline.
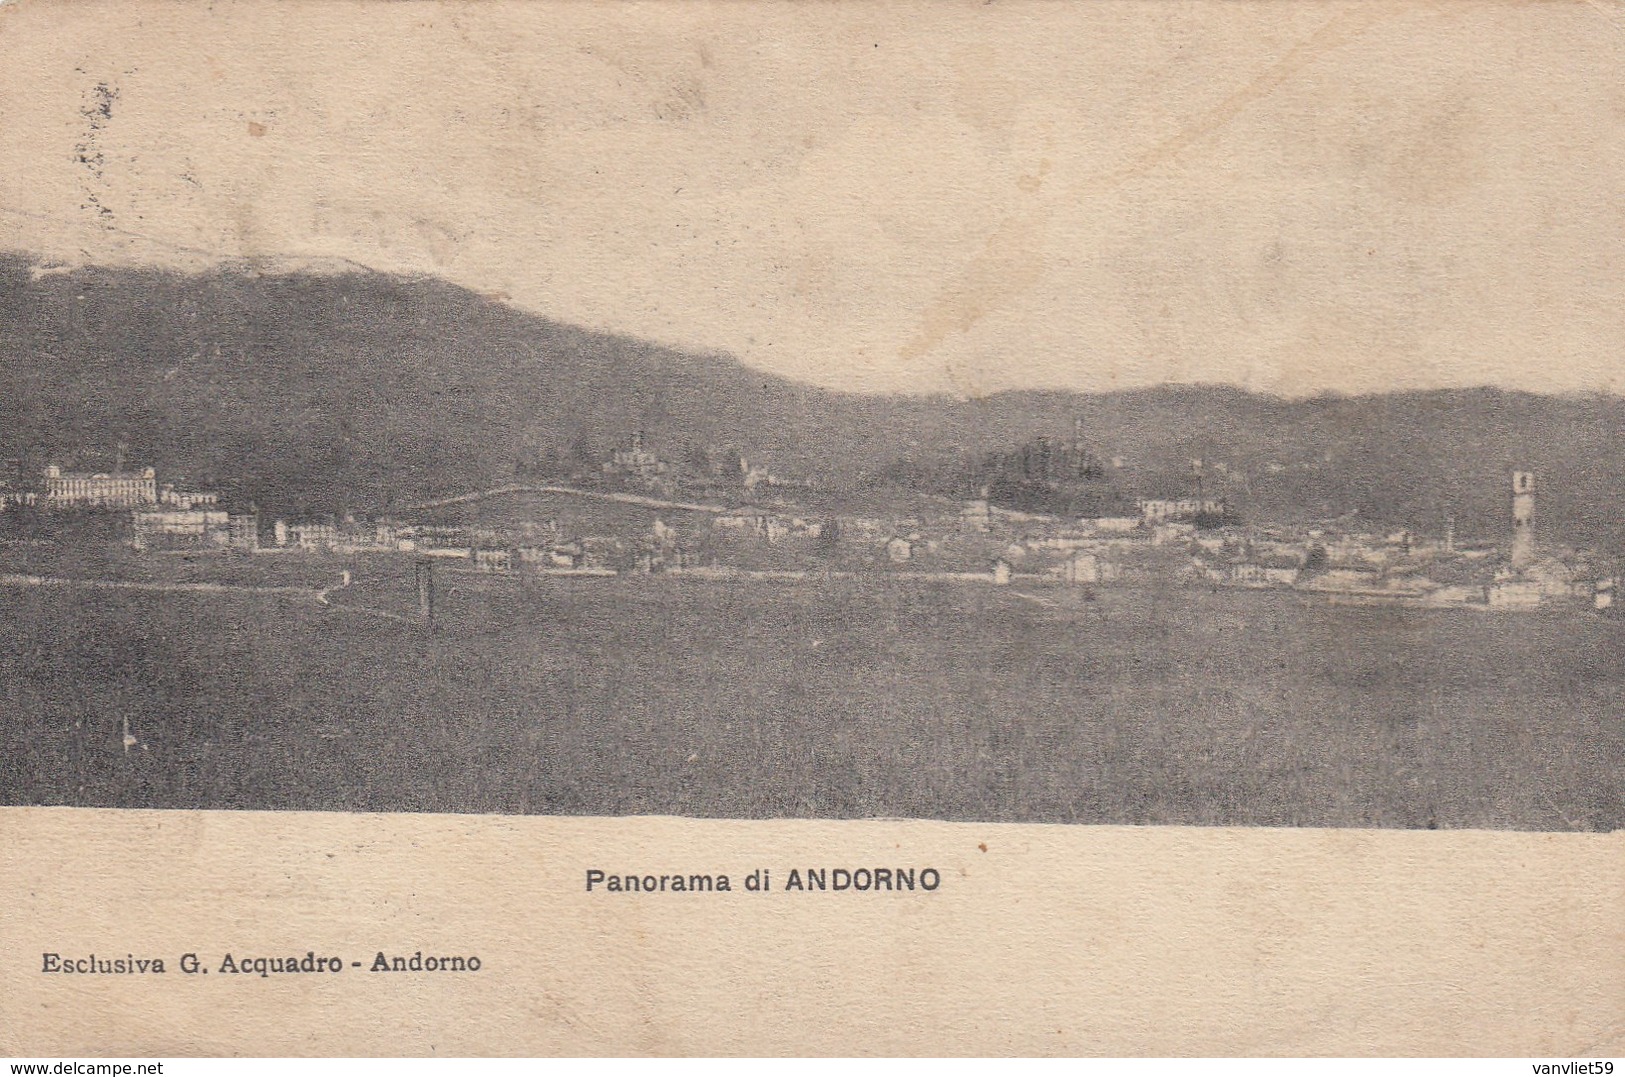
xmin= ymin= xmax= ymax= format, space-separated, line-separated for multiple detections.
xmin=0 ymin=426 xmax=1602 ymax=609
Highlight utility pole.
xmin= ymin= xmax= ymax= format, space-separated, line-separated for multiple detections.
xmin=415 ymin=559 xmax=436 ymax=628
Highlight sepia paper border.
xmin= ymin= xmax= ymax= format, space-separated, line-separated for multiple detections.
xmin=1 ymin=809 xmax=1622 ymax=1057
xmin=3 ymin=0 xmax=1622 ymax=1056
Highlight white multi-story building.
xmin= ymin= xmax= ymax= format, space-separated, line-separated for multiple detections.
xmin=43 ymin=465 xmax=158 ymax=508
xmin=130 ymin=507 xmax=230 ymax=551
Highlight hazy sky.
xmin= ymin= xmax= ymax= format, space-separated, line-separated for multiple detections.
xmin=1 ymin=0 xmax=1621 ymax=396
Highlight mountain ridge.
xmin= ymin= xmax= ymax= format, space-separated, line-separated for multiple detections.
xmin=2 ymin=252 xmax=1621 ymax=552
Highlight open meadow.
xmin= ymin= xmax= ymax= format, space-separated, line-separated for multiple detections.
xmin=0 ymin=569 xmax=1620 ymax=829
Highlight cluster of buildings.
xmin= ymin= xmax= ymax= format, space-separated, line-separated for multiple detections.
xmin=601 ymin=431 xmax=667 ymax=483
xmin=3 ymin=444 xmax=1610 ymax=614
xmin=1093 ymin=472 xmax=1601 ymax=610
xmin=670 ymin=469 xmax=1609 ymax=612
xmin=594 ymin=430 xmax=815 ymax=499
xmin=712 ymin=508 xmax=825 ymax=545
xmin=1136 ymin=497 xmax=1227 ymax=524
xmin=1 ymin=460 xmax=257 ymax=553
xmin=258 ymin=514 xmax=636 ymax=575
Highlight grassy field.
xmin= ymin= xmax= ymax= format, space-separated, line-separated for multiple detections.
xmin=0 ymin=570 xmax=1620 ymax=829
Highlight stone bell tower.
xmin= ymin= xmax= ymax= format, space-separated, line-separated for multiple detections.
xmin=1510 ymin=471 xmax=1535 ymax=569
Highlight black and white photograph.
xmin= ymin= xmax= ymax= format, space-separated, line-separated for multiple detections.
xmin=0 ymin=0 xmax=1621 ymax=835
xmin=4 ymin=0 xmax=1625 ymax=1061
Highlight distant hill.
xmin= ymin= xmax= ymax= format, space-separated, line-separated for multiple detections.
xmin=2 ymin=252 xmax=1622 ymax=553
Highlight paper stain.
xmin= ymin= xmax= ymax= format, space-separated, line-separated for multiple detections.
xmin=1374 ymin=94 xmax=1480 ymax=206
xmin=906 ymin=6 xmax=1393 ymax=393
xmin=898 ymin=148 xmax=1052 ymax=387
xmin=898 ymin=213 xmax=1046 ymax=377
xmin=1104 ymin=4 xmax=1395 ymax=185
xmin=1016 ymin=158 xmax=1052 ymax=194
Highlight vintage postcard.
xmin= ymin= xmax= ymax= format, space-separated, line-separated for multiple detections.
xmin=0 ymin=0 xmax=1621 ymax=1058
